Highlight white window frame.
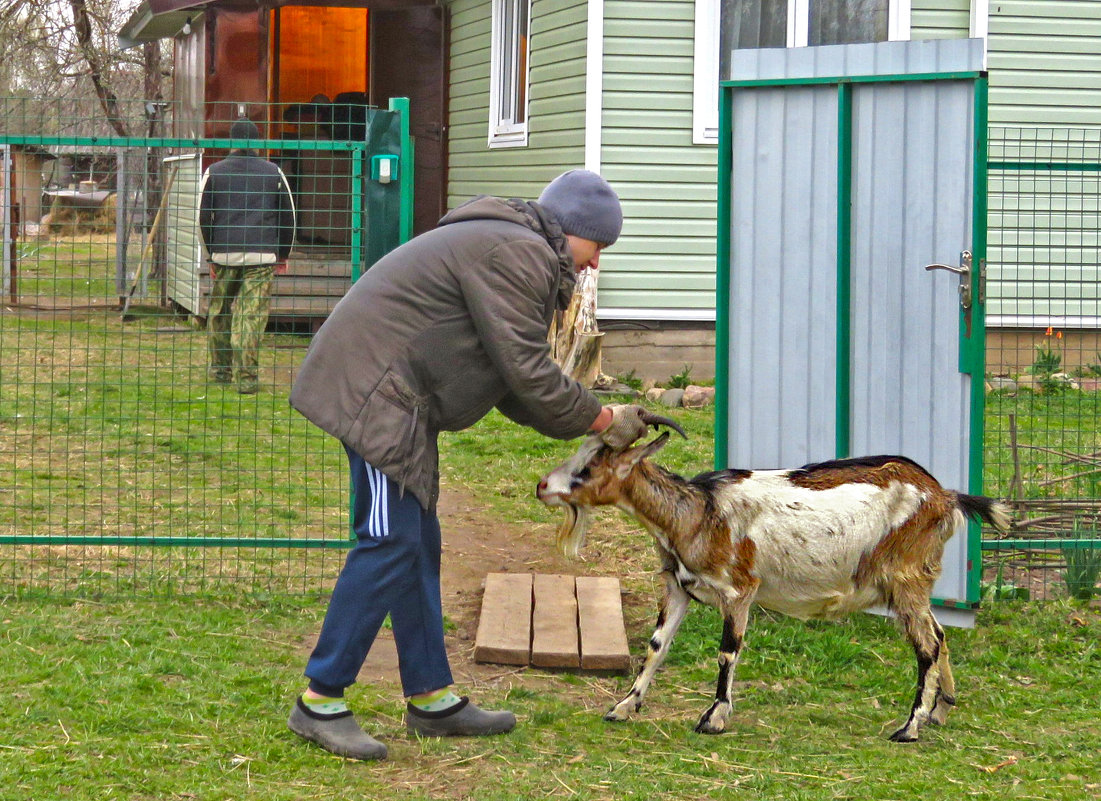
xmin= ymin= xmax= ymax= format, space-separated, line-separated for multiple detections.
xmin=693 ymin=0 xmax=911 ymax=144
xmin=488 ymin=0 xmax=532 ymax=148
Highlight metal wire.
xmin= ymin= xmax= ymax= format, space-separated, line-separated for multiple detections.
xmin=0 ymin=98 xmax=409 ymax=595
xmin=984 ymin=127 xmax=1101 ymax=601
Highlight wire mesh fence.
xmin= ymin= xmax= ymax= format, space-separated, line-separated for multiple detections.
xmin=1 ymin=97 xmax=411 ymax=596
xmin=984 ymin=127 xmax=1101 ymax=602
xmin=3 ymin=106 xmax=1099 ymax=601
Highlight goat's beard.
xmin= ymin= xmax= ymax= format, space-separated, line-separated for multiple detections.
xmin=555 ymin=503 xmax=591 ymax=559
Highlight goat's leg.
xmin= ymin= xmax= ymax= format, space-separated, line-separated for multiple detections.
xmin=929 ymin=625 xmax=956 ymax=726
xmin=694 ymin=586 xmax=755 ymax=734
xmin=605 ymin=570 xmax=690 ymax=722
xmin=890 ymin=598 xmax=944 ymax=742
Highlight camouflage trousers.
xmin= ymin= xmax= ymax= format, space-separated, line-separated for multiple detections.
xmin=207 ymin=263 xmax=275 ymax=391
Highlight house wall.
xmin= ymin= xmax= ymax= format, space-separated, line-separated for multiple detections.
xmin=441 ymin=1 xmax=1101 ymax=379
xmin=911 ymin=0 xmax=970 ymax=39
xmin=173 ymin=17 xmax=205 ymax=139
xmin=446 ymin=0 xmax=588 ymax=204
xmin=987 ymin=0 xmax=1101 ymax=129
xmin=597 ymin=0 xmax=716 ymax=319
xmin=984 ymin=2 xmax=1101 ymax=326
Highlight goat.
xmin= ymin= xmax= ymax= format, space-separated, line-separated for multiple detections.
xmin=536 ymin=430 xmax=1012 ymax=742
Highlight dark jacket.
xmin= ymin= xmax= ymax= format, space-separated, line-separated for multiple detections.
xmin=289 ymin=196 xmax=603 ymax=509
xmin=198 ymin=151 xmax=296 ymax=262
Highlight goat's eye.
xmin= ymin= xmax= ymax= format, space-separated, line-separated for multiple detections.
xmin=569 ymin=467 xmax=591 ymax=489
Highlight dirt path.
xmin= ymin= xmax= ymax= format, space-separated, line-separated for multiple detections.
xmin=306 ymin=485 xmax=582 ymax=693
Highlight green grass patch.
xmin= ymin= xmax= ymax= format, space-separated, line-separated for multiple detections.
xmin=1 ymin=596 xmax=1097 ymax=800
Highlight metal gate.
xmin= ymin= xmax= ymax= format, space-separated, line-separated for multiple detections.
xmin=0 ymin=97 xmax=413 ymax=594
xmin=715 ymin=39 xmax=988 ymax=625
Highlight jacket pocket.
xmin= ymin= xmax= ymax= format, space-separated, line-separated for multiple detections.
xmin=352 ymin=369 xmax=430 ymax=495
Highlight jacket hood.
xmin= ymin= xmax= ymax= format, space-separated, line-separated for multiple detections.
xmin=440 ymin=196 xmax=576 ymax=308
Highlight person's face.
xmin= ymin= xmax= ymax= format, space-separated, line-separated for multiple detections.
xmin=565 ymin=235 xmax=608 ymax=272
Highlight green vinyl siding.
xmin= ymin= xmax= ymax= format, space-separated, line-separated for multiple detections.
xmin=911 ymin=0 xmax=970 ymax=40
xmin=982 ymin=1 xmax=1101 ymax=323
xmin=445 ymin=0 xmax=587 ymax=205
xmin=598 ymin=0 xmax=717 ymax=316
xmin=988 ymin=0 xmax=1101 ymax=128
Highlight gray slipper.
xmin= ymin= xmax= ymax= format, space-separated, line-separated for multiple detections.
xmin=406 ymin=697 xmax=516 ymax=737
xmin=288 ymin=697 xmax=388 ymax=760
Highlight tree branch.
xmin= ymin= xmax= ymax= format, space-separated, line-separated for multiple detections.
xmin=68 ymin=0 xmax=129 ymax=136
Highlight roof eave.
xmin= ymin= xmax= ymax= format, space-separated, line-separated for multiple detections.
xmin=118 ymin=1 xmax=211 ymax=49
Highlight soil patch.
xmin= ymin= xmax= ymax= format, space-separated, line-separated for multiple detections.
xmin=300 ymin=485 xmax=595 ymax=693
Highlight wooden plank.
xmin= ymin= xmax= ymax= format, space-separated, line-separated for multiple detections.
xmin=473 ymin=573 xmax=532 ymax=666
xmin=531 ymin=573 xmax=580 ymax=668
xmin=576 ymin=576 xmax=631 ymax=671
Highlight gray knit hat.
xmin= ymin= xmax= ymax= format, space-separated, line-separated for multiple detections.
xmin=230 ymin=117 xmax=260 ymax=140
xmin=537 ymin=170 xmax=623 ymax=246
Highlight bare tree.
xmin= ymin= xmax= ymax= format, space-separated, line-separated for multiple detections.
xmin=0 ymin=0 xmax=168 ymax=134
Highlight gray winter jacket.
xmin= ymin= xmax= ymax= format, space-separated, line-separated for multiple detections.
xmin=288 ymin=195 xmax=603 ymax=509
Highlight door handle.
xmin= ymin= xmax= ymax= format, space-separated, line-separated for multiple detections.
xmin=925 ymin=250 xmax=973 ymax=309
xmin=926 ymin=250 xmax=979 ymax=338
xmin=924 ymin=262 xmax=967 ymax=276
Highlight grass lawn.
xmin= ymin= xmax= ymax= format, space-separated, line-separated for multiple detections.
xmin=4 ymin=409 xmax=1101 ymax=800
xmin=2 ymin=237 xmax=1099 ymax=798
xmin=3 ymin=589 xmax=1098 ymax=799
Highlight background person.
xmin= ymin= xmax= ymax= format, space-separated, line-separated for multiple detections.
xmin=286 ymin=169 xmax=650 ymax=760
xmin=198 ymin=117 xmax=296 ymax=395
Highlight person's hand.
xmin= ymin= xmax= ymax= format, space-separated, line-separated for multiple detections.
xmin=598 ymin=404 xmax=651 ymax=450
xmin=274 ymin=261 xmax=288 ymax=275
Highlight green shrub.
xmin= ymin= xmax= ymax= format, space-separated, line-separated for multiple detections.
xmin=667 ymin=364 xmax=693 ymax=389
xmin=1062 ymin=542 xmax=1101 ymax=600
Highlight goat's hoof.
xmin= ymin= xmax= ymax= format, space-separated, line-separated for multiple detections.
xmin=888 ymin=727 xmax=919 ymax=743
xmin=693 ymin=702 xmax=731 ymax=735
xmin=929 ymin=694 xmax=956 ymax=726
xmin=929 ymin=706 xmax=952 ymax=727
xmin=603 ymin=708 xmax=631 ymax=723
xmin=693 ymin=715 xmax=729 ymax=735
xmin=694 ymin=720 xmax=728 ymax=735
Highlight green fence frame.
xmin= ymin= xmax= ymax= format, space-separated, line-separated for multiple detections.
xmin=0 ymin=99 xmax=414 ymax=553
xmin=980 ymin=146 xmax=1101 ymax=560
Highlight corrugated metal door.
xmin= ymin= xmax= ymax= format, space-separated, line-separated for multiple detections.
xmin=716 ymin=39 xmax=988 ymax=626
xmin=164 ymin=154 xmax=203 ymax=314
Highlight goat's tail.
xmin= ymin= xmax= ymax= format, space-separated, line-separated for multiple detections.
xmin=954 ymin=492 xmax=1013 ymax=533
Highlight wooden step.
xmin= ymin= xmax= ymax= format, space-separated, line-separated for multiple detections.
xmin=473 ymin=573 xmax=631 ymax=672
xmin=472 ymin=572 xmax=533 ymax=666
xmin=531 ymin=573 xmax=579 ymax=668
xmin=576 ymin=576 xmax=632 ymax=670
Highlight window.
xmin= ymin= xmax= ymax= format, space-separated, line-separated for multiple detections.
xmin=693 ymin=0 xmax=910 ymax=143
xmin=489 ymin=0 xmax=531 ymax=148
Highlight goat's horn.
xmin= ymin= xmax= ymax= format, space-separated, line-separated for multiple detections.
xmin=639 ymin=410 xmax=688 ymax=439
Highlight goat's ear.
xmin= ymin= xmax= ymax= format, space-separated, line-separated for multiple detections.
xmin=613 ymin=432 xmax=670 ymax=479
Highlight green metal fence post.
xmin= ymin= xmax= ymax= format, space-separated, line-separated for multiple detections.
xmin=350 ymin=146 xmax=365 ymax=283
xmin=388 ymin=97 xmax=414 ymax=243
xmin=835 ymin=81 xmax=854 ymax=460
xmin=714 ymin=83 xmax=733 ymax=470
xmin=966 ymin=75 xmax=990 ymax=604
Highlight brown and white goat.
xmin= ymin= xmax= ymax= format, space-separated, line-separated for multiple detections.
xmin=536 ymin=431 xmax=1012 ymax=742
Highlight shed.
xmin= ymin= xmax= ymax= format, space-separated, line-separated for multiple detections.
xmin=120 ymin=0 xmax=445 ymax=321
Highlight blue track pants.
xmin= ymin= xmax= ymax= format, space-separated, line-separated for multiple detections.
xmin=304 ymin=444 xmax=453 ymax=697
